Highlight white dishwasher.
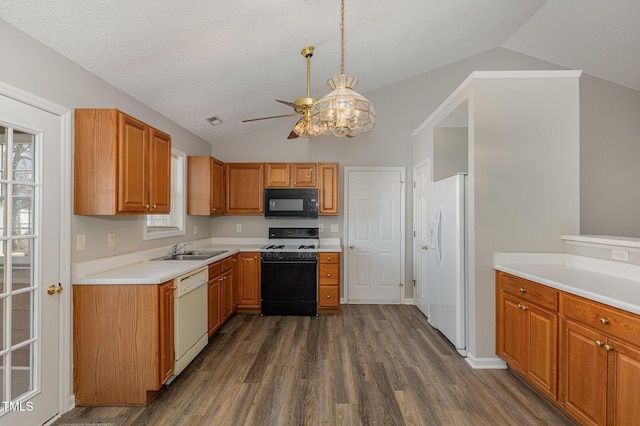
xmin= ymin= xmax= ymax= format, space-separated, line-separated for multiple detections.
xmin=171 ymin=266 xmax=209 ymax=382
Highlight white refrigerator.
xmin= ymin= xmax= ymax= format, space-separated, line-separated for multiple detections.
xmin=428 ymin=173 xmax=467 ymax=356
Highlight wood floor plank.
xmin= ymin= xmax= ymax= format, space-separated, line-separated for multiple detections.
xmin=57 ymin=305 xmax=575 ymax=426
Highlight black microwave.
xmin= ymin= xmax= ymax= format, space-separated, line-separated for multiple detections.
xmin=264 ymin=188 xmax=318 ymax=218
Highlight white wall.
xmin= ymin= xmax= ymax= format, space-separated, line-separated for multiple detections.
xmin=0 ymin=18 xmax=214 ymax=266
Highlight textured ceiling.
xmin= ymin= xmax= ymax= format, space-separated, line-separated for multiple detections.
xmin=0 ymin=0 xmax=637 ymax=144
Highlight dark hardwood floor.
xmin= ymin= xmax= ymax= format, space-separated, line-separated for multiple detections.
xmin=57 ymin=305 xmax=574 ymax=425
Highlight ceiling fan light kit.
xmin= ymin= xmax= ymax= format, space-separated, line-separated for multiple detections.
xmin=310 ymin=0 xmax=376 ymax=138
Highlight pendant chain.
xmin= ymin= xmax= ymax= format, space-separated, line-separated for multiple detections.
xmin=340 ymin=0 xmax=345 ymax=75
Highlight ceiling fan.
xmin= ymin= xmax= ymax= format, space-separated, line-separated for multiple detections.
xmin=242 ymin=46 xmax=319 ymax=139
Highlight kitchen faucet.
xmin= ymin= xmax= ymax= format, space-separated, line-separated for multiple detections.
xmin=170 ymin=242 xmax=193 ymax=256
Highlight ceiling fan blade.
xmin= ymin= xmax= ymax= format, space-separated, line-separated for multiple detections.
xmin=242 ymin=113 xmax=298 ymax=123
xmin=287 ymin=128 xmax=299 ymax=139
xmin=276 ymin=99 xmax=306 ymax=113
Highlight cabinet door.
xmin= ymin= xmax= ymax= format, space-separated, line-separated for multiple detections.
xmin=208 ymin=278 xmax=221 ymax=337
xmin=498 ymin=292 xmax=527 ymax=371
xmin=265 ymin=163 xmax=291 ymax=187
xmin=527 ymin=303 xmax=558 ymax=398
xmin=292 ymin=163 xmax=317 ymax=187
xmin=225 ymin=163 xmax=264 ymax=214
xmin=238 ymin=252 xmax=261 ymax=308
xmin=118 ymin=112 xmax=149 ymax=213
xmin=222 ymin=270 xmax=234 ymax=321
xmin=232 ymin=255 xmax=239 ymax=310
xmin=211 ymin=157 xmax=224 ymax=214
xmin=149 ymin=129 xmax=171 ymax=213
xmin=607 ymin=338 xmax=640 ymax=426
xmin=187 ymin=156 xmax=212 ymax=215
xmin=158 ymin=281 xmax=174 ymax=386
xmin=318 ymin=162 xmax=339 ymax=215
xmin=560 ymin=319 xmax=607 ymax=426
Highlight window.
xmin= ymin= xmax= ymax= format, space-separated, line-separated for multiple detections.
xmin=144 ymin=148 xmax=186 ymax=240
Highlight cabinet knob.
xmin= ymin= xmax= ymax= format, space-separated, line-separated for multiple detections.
xmin=326 ymin=294 xmax=331 ymax=298
xmin=145 ymin=204 xmax=150 ymax=209
xmin=604 ymin=344 xmax=614 ymax=352
xmin=595 ymin=340 xmax=604 ymax=347
xmin=519 ymin=288 xmax=526 ymax=293
xmin=517 ymin=304 xmax=528 ymax=311
xmin=327 ymin=257 xmax=331 ymax=261
xmin=599 ymin=318 xmax=609 ymax=325
xmin=153 ymin=204 xmax=157 ymax=209
xmin=327 ymin=273 xmax=331 ymax=277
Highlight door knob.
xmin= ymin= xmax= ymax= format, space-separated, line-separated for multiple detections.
xmin=47 ymin=284 xmax=63 ymax=295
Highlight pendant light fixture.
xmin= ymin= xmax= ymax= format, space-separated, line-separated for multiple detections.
xmin=310 ymin=0 xmax=375 ymax=138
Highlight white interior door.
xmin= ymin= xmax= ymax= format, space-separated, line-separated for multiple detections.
xmin=346 ymin=168 xmax=404 ymax=303
xmin=0 ymin=94 xmax=62 ymax=425
xmin=413 ymin=160 xmax=430 ymax=316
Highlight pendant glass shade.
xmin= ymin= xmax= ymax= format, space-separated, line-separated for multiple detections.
xmin=310 ymin=74 xmax=375 ymax=137
xmin=292 ymin=116 xmax=322 ymax=138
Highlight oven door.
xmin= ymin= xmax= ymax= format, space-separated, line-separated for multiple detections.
xmin=261 ymin=260 xmax=317 ymax=315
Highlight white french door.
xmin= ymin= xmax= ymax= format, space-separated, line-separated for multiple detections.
xmin=345 ymin=167 xmax=404 ymax=303
xmin=0 ymin=92 xmax=63 ymax=425
xmin=413 ymin=160 xmax=430 ymax=317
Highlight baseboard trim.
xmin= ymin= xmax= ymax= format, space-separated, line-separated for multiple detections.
xmin=465 ymin=353 xmax=507 ymax=369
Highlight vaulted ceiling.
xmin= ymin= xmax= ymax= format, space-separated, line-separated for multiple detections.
xmin=0 ymin=0 xmax=637 ymax=143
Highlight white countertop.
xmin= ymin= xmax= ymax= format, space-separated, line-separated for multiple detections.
xmin=74 ymin=237 xmax=342 ymax=285
xmin=494 ymin=253 xmax=640 ymax=315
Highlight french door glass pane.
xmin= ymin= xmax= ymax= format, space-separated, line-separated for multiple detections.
xmin=11 ymin=291 xmax=32 ymax=346
xmin=12 ymin=239 xmax=32 ymax=293
xmin=12 ymin=184 xmax=34 ymax=236
xmin=0 ymin=125 xmax=39 ymax=405
xmin=11 ymin=343 xmax=32 ymax=399
xmin=12 ymin=131 xmax=34 ymax=182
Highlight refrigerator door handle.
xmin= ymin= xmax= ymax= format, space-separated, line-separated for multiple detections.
xmin=435 ymin=205 xmax=444 ymax=267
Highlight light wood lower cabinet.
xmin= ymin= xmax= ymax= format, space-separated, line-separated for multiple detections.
xmin=496 ymin=271 xmax=640 ymax=426
xmin=73 ymin=282 xmax=174 ymax=405
xmin=237 ymin=252 xmax=261 ymax=312
xmin=560 ymin=293 xmax=640 ymax=426
xmin=318 ymin=252 xmax=340 ymax=313
xmin=208 ymin=256 xmax=238 ymax=337
xmin=496 ymin=271 xmax=558 ymax=399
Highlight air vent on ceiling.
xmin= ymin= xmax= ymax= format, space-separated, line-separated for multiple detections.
xmin=206 ymin=116 xmax=223 ymax=126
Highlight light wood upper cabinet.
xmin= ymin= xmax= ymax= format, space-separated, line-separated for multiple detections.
xmin=187 ymin=156 xmax=224 ymax=215
xmin=318 ymin=162 xmax=339 ymax=215
xmin=74 ymin=108 xmax=171 ymax=215
xmin=265 ymin=163 xmax=291 ymax=187
xmin=265 ymin=162 xmax=317 ymax=188
xmin=292 ymin=163 xmax=317 ymax=187
xmin=225 ymin=163 xmax=264 ymax=214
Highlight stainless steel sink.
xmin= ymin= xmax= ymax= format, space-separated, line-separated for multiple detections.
xmin=184 ymin=249 xmax=228 ymax=257
xmin=151 ymin=250 xmax=228 ymax=261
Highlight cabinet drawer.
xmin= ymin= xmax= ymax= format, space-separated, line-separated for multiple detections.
xmin=498 ymin=272 xmax=558 ymax=312
xmin=319 ymin=252 xmax=340 ymax=264
xmin=221 ymin=256 xmax=234 ymax=272
xmin=319 ymin=264 xmax=339 ymax=284
xmin=562 ymin=293 xmax=640 ymax=346
xmin=209 ymin=261 xmax=221 ymax=277
xmin=319 ymin=285 xmax=340 ymax=307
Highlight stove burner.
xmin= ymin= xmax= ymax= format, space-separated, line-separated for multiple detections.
xmin=298 ymin=244 xmax=316 ymax=250
xmin=265 ymin=244 xmax=285 ymax=250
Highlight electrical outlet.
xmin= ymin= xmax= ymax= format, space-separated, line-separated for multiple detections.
xmin=194 ymin=225 xmax=198 ymax=235
xmin=319 ymin=224 xmax=324 ymax=232
xmin=76 ymin=234 xmax=86 ymax=251
xmin=107 ymin=232 xmax=116 ymax=248
xmin=236 ymin=224 xmax=242 ymax=232
xmin=331 ymin=224 xmax=339 ymax=232
xmin=612 ymin=249 xmax=629 ymax=262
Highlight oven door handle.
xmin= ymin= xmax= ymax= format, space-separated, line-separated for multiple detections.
xmin=261 ymin=260 xmax=318 ymax=264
